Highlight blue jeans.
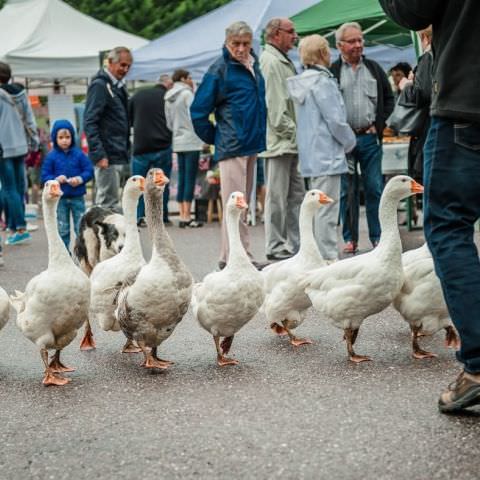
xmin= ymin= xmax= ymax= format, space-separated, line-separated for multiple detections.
xmin=176 ymin=151 xmax=199 ymax=202
xmin=340 ymin=134 xmax=383 ymax=244
xmin=132 ymin=148 xmax=172 ymax=221
xmin=424 ymin=117 xmax=480 ymax=374
xmin=0 ymin=155 xmax=26 ymax=231
xmin=57 ymin=196 xmax=86 ymax=250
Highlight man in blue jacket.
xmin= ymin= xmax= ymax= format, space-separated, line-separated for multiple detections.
xmin=84 ymin=47 xmax=132 ymax=212
xmin=191 ymin=21 xmax=267 ymax=270
xmin=380 ymin=0 xmax=480 ymax=413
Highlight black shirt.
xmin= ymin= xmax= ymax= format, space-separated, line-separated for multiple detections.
xmin=129 ymin=85 xmax=172 ymax=156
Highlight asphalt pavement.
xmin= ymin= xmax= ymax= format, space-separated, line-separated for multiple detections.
xmin=1 ymin=211 xmax=479 ymax=480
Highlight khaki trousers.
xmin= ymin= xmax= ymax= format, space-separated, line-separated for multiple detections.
xmin=219 ymin=155 xmax=257 ymax=263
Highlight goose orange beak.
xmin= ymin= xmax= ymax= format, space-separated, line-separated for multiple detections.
xmin=410 ymin=180 xmax=424 ymax=194
xmin=236 ymin=195 xmax=248 ymax=209
xmin=50 ymin=183 xmax=62 ymax=197
xmin=319 ymin=192 xmax=334 ymax=204
xmin=154 ymin=170 xmax=169 ymax=186
xmin=138 ymin=177 xmax=145 ymax=191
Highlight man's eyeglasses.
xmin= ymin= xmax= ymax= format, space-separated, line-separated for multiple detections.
xmin=340 ymin=38 xmax=364 ymax=45
xmin=278 ymin=27 xmax=296 ymax=35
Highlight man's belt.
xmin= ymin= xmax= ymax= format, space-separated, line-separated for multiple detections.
xmin=353 ymin=125 xmax=374 ymax=135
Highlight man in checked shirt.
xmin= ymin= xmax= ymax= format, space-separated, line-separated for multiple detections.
xmin=331 ymin=22 xmax=394 ymax=254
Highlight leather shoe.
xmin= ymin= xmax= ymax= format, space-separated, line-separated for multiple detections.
xmin=266 ymin=251 xmax=293 ymax=261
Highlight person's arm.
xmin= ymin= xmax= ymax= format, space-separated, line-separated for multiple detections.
xmin=379 ymin=0 xmax=442 ymax=30
xmin=40 ymin=154 xmax=56 ymax=183
xmin=83 ymin=80 xmax=108 ymax=164
xmin=78 ymin=151 xmax=94 ymax=184
xmin=313 ymin=79 xmax=356 ymax=153
xmin=164 ymin=98 xmax=174 ymax=132
xmin=262 ymin=59 xmax=296 ymax=140
xmin=379 ymin=66 xmax=395 ymax=120
xmin=21 ymin=94 xmax=40 ymax=151
xmin=190 ymin=73 xmax=218 ymax=145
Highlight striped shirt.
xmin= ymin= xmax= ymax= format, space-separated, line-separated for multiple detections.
xmin=340 ymin=58 xmax=378 ymax=130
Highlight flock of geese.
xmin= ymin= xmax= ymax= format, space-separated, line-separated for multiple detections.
xmin=0 ymin=169 xmax=459 ymax=386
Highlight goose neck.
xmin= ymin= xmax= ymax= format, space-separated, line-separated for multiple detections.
xmin=44 ymin=199 xmax=73 ymax=267
xmin=122 ymin=193 xmax=143 ymax=257
xmin=297 ymin=204 xmax=322 ymax=258
xmin=226 ymin=208 xmax=249 ymax=266
xmin=376 ymin=194 xmax=403 ymax=261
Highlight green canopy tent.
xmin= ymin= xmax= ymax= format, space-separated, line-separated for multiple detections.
xmin=292 ymin=0 xmax=413 ymax=48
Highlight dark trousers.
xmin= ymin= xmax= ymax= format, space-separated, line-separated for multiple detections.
xmin=340 ymin=133 xmax=383 ymax=245
xmin=131 ymin=147 xmax=172 ymax=222
xmin=424 ymin=117 xmax=480 ymax=374
xmin=176 ymin=151 xmax=200 ymax=202
xmin=0 ymin=155 xmax=26 ymax=231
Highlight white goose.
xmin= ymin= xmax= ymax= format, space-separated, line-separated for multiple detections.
xmin=302 ymin=175 xmax=423 ymax=363
xmin=89 ymin=175 xmax=145 ymax=353
xmin=393 ymin=243 xmax=459 ymax=358
xmin=115 ymin=168 xmax=193 ymax=370
xmin=0 ymin=287 xmax=10 ymax=332
xmin=262 ymin=190 xmax=333 ymax=346
xmin=192 ymin=192 xmax=265 ymax=366
xmin=10 ymin=181 xmax=90 ymax=385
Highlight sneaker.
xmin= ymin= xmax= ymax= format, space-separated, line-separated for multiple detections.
xmin=26 ymin=223 xmax=39 ymax=232
xmin=251 ymin=260 xmax=270 ymax=271
xmin=137 ymin=218 xmax=147 ymax=228
xmin=218 ymin=260 xmax=227 ymax=271
xmin=0 ymin=252 xmax=4 ymax=267
xmin=5 ymin=231 xmax=31 ymax=245
xmin=343 ymin=241 xmax=358 ymax=254
xmin=438 ymin=371 xmax=480 ymax=413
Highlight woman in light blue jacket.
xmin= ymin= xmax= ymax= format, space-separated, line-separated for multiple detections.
xmin=287 ymin=35 xmax=355 ymax=261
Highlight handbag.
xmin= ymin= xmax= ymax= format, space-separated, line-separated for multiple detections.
xmin=387 ymin=87 xmax=428 ymax=136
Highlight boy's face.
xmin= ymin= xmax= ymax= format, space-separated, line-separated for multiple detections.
xmin=57 ymin=129 xmax=72 ymax=150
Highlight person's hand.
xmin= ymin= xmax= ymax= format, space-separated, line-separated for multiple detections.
xmin=366 ymin=125 xmax=377 ymax=135
xmin=398 ymin=77 xmax=412 ymax=91
xmin=67 ymin=176 xmax=82 ymax=187
xmin=55 ymin=175 xmax=67 ymax=183
xmin=97 ymin=158 xmax=109 ymax=169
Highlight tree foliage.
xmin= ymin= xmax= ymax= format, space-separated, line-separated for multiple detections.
xmin=0 ymin=0 xmax=231 ymax=39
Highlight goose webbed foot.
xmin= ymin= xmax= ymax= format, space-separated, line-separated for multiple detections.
xmin=411 ymin=326 xmax=437 ymax=359
xmin=139 ymin=345 xmax=173 ymax=370
xmin=42 ymin=370 xmax=71 ymax=386
xmin=444 ymin=326 xmax=461 ymax=350
xmin=214 ymin=336 xmax=239 ymax=367
xmin=282 ymin=321 xmax=312 ymax=347
xmin=79 ymin=322 xmax=96 ymax=351
xmin=41 ymin=348 xmax=70 ymax=386
xmin=344 ymin=327 xmax=371 ymax=363
xmin=270 ymin=322 xmax=288 ymax=336
xmin=49 ymin=350 xmax=75 ymax=373
xmin=122 ymin=338 xmax=142 ymax=354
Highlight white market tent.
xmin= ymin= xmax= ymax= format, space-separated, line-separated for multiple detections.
xmin=128 ymin=0 xmax=415 ymax=82
xmin=128 ymin=0 xmax=321 ymax=81
xmin=0 ymin=0 xmax=148 ymax=78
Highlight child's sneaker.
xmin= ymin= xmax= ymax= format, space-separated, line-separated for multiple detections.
xmin=5 ymin=231 xmax=31 ymax=245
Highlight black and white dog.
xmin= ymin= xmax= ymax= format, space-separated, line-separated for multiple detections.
xmin=74 ymin=206 xmax=126 ymax=276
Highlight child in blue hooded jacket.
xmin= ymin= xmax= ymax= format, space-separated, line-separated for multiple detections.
xmin=41 ymin=119 xmax=93 ymax=250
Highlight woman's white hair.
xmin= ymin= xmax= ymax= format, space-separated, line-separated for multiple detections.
xmin=225 ymin=21 xmax=253 ymax=39
xmin=335 ymin=22 xmax=362 ymax=45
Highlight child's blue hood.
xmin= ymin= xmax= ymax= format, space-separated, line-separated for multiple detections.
xmin=51 ymin=119 xmax=76 ymax=149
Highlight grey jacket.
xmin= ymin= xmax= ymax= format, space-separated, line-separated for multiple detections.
xmin=164 ymin=82 xmax=203 ymax=153
xmin=0 ymin=84 xmax=38 ymax=158
xmin=287 ymin=66 xmax=355 ymax=177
